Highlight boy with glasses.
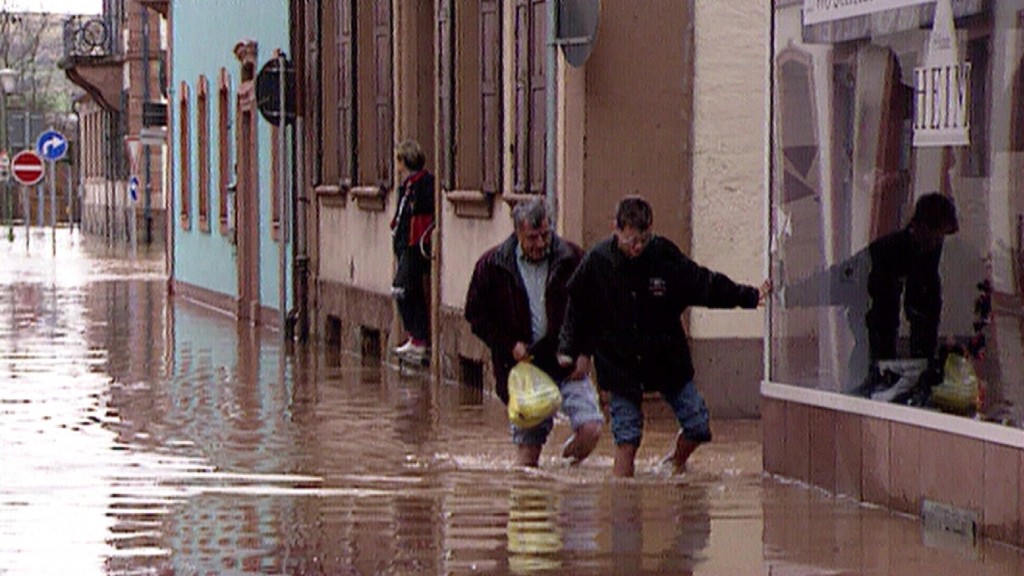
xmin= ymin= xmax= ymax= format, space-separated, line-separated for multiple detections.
xmin=558 ymin=195 xmax=770 ymax=477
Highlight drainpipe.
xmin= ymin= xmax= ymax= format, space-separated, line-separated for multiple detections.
xmin=141 ymin=2 xmax=152 ymax=245
xmin=546 ymin=0 xmax=558 ymax=224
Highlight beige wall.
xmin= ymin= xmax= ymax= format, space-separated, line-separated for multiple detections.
xmin=439 ymin=201 xmax=515 ymax=309
xmin=689 ymin=0 xmax=767 ymax=340
xmin=581 ymin=0 xmax=693 ymax=250
xmin=317 ymin=202 xmax=395 ymax=294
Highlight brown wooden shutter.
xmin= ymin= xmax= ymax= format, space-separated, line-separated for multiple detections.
xmin=528 ymin=0 xmax=545 ymax=195
xmin=481 ymin=0 xmax=501 ymax=194
xmin=374 ymin=0 xmax=393 ymax=189
xmin=438 ymin=0 xmax=455 ymax=190
xmin=513 ymin=0 xmax=529 ymax=193
xmin=337 ymin=0 xmax=356 ymax=188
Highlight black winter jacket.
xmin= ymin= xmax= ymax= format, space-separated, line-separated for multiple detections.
xmin=464 ymin=234 xmax=584 ymax=403
xmin=558 ymin=235 xmax=760 ymax=401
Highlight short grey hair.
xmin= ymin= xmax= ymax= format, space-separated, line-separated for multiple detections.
xmin=511 ymin=197 xmax=550 ymax=230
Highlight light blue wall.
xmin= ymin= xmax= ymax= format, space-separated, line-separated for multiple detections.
xmin=171 ymin=0 xmax=291 ymax=310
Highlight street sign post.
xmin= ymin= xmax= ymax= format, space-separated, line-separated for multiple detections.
xmin=128 ymin=175 xmax=139 ymax=202
xmin=0 ymin=151 xmax=9 ymax=183
xmin=36 ymin=130 xmax=68 ymax=162
xmin=11 ymin=150 xmax=44 ymax=186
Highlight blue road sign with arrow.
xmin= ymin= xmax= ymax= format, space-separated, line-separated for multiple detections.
xmin=36 ymin=130 xmax=68 ymax=162
xmin=128 ymin=175 xmax=140 ymax=202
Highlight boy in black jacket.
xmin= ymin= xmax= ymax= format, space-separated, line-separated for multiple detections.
xmin=558 ymin=196 xmax=770 ymax=477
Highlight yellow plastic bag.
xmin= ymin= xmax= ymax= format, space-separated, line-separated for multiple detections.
xmin=507 ymin=361 xmax=562 ymax=429
xmin=931 ymin=353 xmax=980 ymax=415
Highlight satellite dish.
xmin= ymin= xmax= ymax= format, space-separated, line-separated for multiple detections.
xmin=556 ymin=0 xmax=600 ymax=68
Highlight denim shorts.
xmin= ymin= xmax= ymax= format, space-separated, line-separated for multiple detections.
xmin=511 ymin=376 xmax=605 ymax=446
xmin=609 ymin=380 xmax=711 ymax=447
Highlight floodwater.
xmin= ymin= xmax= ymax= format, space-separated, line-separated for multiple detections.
xmin=2 ymin=229 xmax=1023 ymax=576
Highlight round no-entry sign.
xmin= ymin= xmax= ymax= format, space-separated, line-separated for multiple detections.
xmin=11 ymin=150 xmax=44 ymax=186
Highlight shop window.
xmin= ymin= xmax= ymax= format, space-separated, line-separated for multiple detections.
xmin=218 ymin=68 xmax=232 ymax=235
xmin=196 ymin=75 xmax=210 ymax=233
xmin=438 ymin=0 xmax=503 ymax=200
xmin=776 ymin=49 xmax=820 ymax=203
xmin=178 ymin=81 xmax=191 ymax=230
xmin=513 ymin=0 xmax=546 ymax=195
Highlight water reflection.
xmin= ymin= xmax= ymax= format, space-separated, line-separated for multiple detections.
xmin=2 ymin=230 xmax=1024 ymax=575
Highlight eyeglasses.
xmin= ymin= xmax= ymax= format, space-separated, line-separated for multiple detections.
xmin=618 ymin=231 xmax=652 ymax=249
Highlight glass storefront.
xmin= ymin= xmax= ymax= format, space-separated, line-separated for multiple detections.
xmin=771 ymin=0 xmax=1024 ymax=426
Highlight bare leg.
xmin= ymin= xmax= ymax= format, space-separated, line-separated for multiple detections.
xmin=613 ymin=443 xmax=638 ymax=477
xmin=562 ymin=421 xmax=602 ymax=465
xmin=661 ymin=431 xmax=700 ymax=474
xmin=517 ymin=444 xmax=543 ymax=467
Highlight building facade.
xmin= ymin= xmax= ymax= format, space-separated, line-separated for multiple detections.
xmin=766 ymin=0 xmax=1024 ymax=547
xmin=296 ymin=0 xmax=769 ymax=417
xmin=63 ymin=0 xmax=168 ymax=246
xmin=168 ymin=0 xmax=293 ymax=328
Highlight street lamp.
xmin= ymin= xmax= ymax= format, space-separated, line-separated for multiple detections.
xmin=0 ymin=67 xmax=17 ymax=242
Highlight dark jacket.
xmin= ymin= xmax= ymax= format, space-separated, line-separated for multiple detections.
xmin=391 ymin=170 xmax=435 ymax=256
xmin=558 ymin=235 xmax=760 ymax=401
xmin=464 ymin=234 xmax=584 ymax=403
xmin=866 ymin=227 xmax=943 ymax=360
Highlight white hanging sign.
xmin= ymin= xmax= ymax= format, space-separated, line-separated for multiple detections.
xmin=802 ymin=0 xmax=932 ymax=25
xmin=913 ymin=0 xmax=970 ymax=147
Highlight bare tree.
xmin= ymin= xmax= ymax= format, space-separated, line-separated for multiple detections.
xmin=0 ymin=1 xmax=66 ymax=114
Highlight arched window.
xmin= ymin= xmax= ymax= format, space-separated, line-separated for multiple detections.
xmin=197 ymin=75 xmax=210 ymax=232
xmin=218 ymin=68 xmax=232 ymax=234
xmin=179 ymin=81 xmax=191 ymax=230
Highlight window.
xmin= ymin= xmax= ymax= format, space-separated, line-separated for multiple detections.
xmin=438 ymin=0 xmax=502 ymax=196
xmin=513 ymin=0 xmax=546 ymax=195
xmin=218 ymin=68 xmax=232 ymax=234
xmin=196 ymin=75 xmax=210 ymax=232
xmin=178 ymin=81 xmax=191 ymax=230
xmin=347 ymin=0 xmax=393 ymax=191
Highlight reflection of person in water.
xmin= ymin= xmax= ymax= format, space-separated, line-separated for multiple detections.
xmin=866 ymin=192 xmax=959 ymax=362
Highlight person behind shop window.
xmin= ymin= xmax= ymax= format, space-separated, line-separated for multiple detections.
xmin=866 ymin=192 xmax=959 ymax=363
xmin=390 ymin=140 xmax=435 ymax=359
xmin=464 ymin=198 xmax=603 ymax=467
xmin=557 ymin=195 xmax=771 ymax=477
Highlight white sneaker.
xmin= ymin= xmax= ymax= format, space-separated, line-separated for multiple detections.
xmin=395 ymin=340 xmax=427 ymax=357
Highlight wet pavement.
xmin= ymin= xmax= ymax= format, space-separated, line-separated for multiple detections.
xmin=2 ymin=228 xmax=1024 ymax=575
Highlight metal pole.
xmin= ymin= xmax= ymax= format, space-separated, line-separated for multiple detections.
xmin=141 ymin=2 xmax=152 ymax=244
xmin=545 ymin=0 xmax=558 ymax=227
xmin=50 ymin=160 xmax=55 ymax=254
xmin=22 ymin=185 xmax=28 ymax=248
xmin=278 ymin=53 xmax=288 ymax=338
xmin=1 ymin=87 xmax=10 ymax=243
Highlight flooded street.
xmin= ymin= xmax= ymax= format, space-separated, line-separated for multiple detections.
xmin=1 ymin=229 xmax=1022 ymax=575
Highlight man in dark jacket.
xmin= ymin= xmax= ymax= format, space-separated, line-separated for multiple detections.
xmin=866 ymin=192 xmax=958 ymax=362
xmin=558 ymin=195 xmax=769 ymax=477
xmin=390 ymin=140 xmax=435 ymax=359
xmin=465 ymin=198 xmax=603 ymax=467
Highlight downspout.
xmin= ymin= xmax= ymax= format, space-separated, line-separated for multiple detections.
xmin=292 ymin=0 xmax=309 ymax=342
xmin=546 ymin=0 xmax=558 ymax=223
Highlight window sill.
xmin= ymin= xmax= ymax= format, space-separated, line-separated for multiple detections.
xmin=445 ymin=189 xmax=494 ymax=219
xmin=315 ymin=184 xmax=345 ymax=207
xmin=350 ymin=185 xmax=387 ymax=212
xmin=502 ymin=192 xmax=545 ymax=207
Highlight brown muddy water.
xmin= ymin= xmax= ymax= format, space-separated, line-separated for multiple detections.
xmin=2 ymin=229 xmax=1023 ymax=575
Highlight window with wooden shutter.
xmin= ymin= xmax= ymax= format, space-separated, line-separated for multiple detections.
xmin=197 ymin=75 xmax=210 ymax=232
xmin=338 ymin=0 xmax=356 ymax=189
xmin=481 ymin=0 xmax=501 ymax=195
xmin=373 ymin=0 xmax=393 ymax=191
xmin=438 ymin=0 xmax=502 ymax=218
xmin=513 ymin=0 xmax=545 ymax=195
xmin=179 ymin=81 xmax=191 ymax=230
